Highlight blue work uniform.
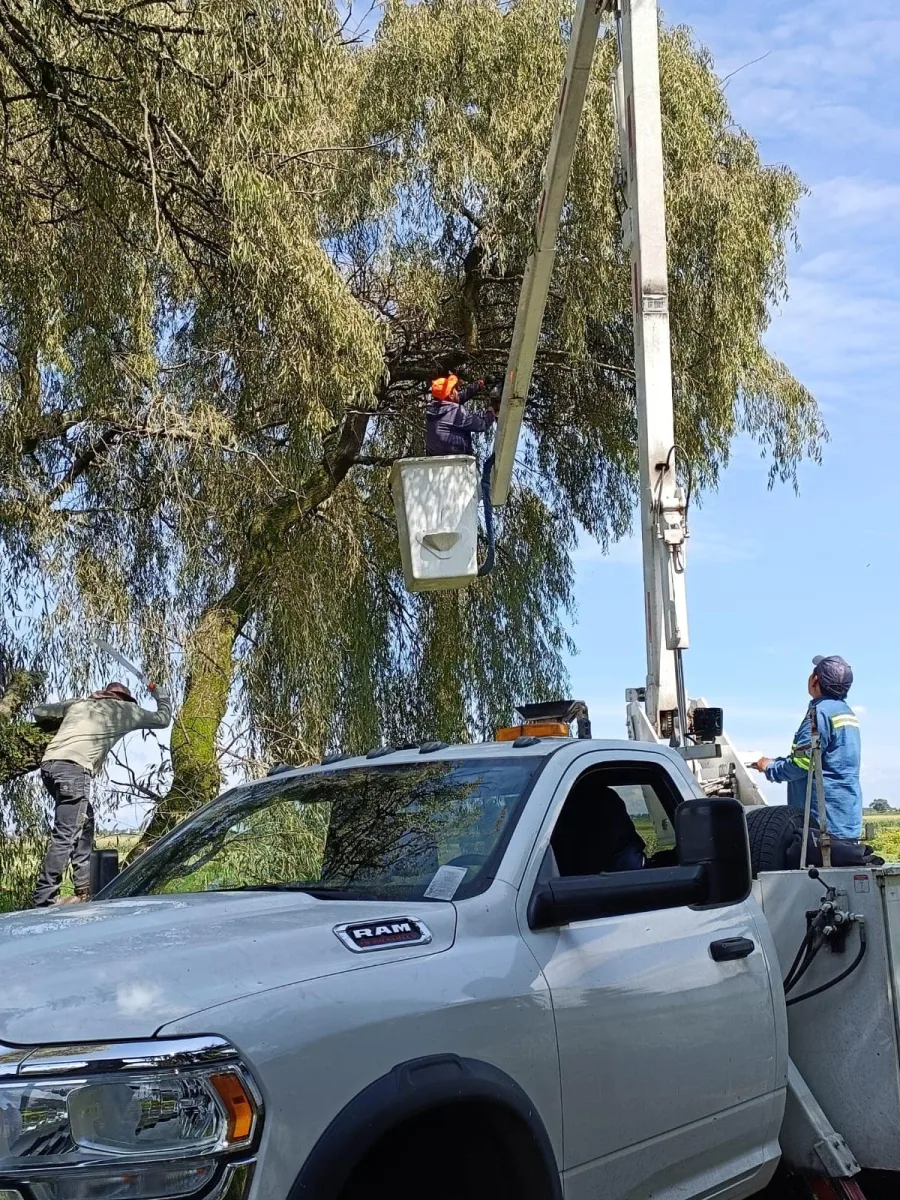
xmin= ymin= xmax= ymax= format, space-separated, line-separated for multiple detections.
xmin=764 ymin=698 xmax=862 ymax=840
xmin=425 ymin=384 xmax=496 ymax=456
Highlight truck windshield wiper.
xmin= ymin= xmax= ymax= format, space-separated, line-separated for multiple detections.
xmin=215 ymin=882 xmax=322 ymax=893
xmin=213 ymin=883 xmax=387 ymax=900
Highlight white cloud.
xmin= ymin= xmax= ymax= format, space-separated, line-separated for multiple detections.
xmin=812 ymin=177 xmax=900 ymax=222
xmin=768 ymin=265 xmax=900 ymax=386
xmin=688 ymin=0 xmax=900 ymax=154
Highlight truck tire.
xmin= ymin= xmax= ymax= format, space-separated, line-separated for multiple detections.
xmin=745 ymin=806 xmax=805 ymax=876
xmin=295 ymin=1056 xmax=560 ymax=1200
xmin=341 ymin=1107 xmax=553 ymax=1200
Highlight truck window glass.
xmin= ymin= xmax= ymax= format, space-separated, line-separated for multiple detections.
xmin=105 ymin=759 xmax=541 ymax=903
xmin=613 ymin=783 xmax=676 ymax=854
xmin=549 ymin=767 xmax=679 ymax=878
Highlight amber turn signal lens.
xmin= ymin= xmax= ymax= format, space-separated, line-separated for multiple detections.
xmin=210 ymin=1072 xmax=255 ymax=1143
xmin=495 ymin=721 xmax=570 ymax=740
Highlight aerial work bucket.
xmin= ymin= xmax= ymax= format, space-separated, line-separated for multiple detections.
xmin=390 ymin=456 xmax=480 ymax=592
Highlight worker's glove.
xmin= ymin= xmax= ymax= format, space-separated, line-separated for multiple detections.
xmin=147 ymin=681 xmax=157 ymax=693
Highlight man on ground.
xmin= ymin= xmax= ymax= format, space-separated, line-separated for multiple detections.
xmin=32 ymin=679 xmax=172 ymax=906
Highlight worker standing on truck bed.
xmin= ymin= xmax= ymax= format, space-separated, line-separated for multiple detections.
xmin=426 ymin=375 xmax=496 ymax=456
xmin=31 ymin=680 xmax=172 ymax=907
xmin=751 ymin=656 xmax=868 ymax=864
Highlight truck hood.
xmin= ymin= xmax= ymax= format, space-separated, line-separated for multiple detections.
xmin=0 ymin=893 xmax=456 ymax=1045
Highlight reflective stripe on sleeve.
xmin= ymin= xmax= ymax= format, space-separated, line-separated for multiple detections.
xmin=831 ymin=715 xmax=859 ymax=729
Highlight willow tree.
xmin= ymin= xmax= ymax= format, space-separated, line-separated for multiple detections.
xmin=0 ymin=0 xmax=386 ymax=788
xmin=0 ymin=0 xmax=823 ymax=849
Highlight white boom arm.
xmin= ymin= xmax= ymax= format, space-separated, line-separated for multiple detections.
xmin=487 ymin=0 xmax=766 ymax=801
xmin=617 ymin=0 xmax=689 ymax=729
xmin=490 ymin=0 xmax=615 ymax=508
xmin=492 ymin=0 xmax=687 ymax=733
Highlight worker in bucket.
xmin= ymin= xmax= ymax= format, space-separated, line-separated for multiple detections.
xmin=750 ymin=656 xmax=875 ymax=867
xmin=426 ymin=374 xmax=497 ymax=457
xmin=31 ymin=679 xmax=172 ymax=907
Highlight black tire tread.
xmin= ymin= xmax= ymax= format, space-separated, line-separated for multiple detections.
xmin=745 ymin=805 xmax=804 ymax=876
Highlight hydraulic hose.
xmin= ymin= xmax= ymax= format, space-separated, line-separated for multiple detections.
xmin=783 ymin=923 xmax=814 ymax=986
xmin=783 ymin=925 xmax=817 ymax=995
xmin=783 ymin=907 xmax=833 ymax=996
xmin=478 ymin=452 xmax=496 ymax=577
xmin=786 ymin=921 xmax=867 ymax=1008
xmin=784 ymin=940 xmax=823 ymax=997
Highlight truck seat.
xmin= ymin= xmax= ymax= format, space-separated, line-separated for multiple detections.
xmin=551 ymin=782 xmax=646 ymax=876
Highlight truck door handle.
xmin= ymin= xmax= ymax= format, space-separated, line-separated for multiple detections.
xmin=709 ymin=937 xmax=755 ymax=962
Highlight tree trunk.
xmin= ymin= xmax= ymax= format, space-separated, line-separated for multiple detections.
xmin=132 ymin=583 xmax=251 ymax=853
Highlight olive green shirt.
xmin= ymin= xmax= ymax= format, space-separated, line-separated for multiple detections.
xmin=35 ymin=691 xmax=173 ymax=776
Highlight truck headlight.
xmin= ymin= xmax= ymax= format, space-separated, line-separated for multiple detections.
xmin=0 ymin=1037 xmax=260 ymax=1200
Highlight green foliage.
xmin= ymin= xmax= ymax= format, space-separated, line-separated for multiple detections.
xmin=868 ymin=817 xmax=900 ymax=863
xmin=0 ymin=663 xmax=50 ymax=908
xmin=0 ymin=1 xmax=824 ymax=839
xmin=0 ymin=720 xmax=51 ymax=781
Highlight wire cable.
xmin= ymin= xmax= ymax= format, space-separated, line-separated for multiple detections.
xmin=786 ymin=922 xmax=867 ymax=1008
xmin=478 ymin=452 xmax=496 ymax=577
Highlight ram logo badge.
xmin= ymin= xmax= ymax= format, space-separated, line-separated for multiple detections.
xmin=334 ymin=918 xmax=432 ymax=952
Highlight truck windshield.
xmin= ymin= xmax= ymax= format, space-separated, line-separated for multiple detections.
xmin=105 ymin=758 xmax=541 ymax=903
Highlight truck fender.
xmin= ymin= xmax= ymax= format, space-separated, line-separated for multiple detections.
xmin=287 ymin=1053 xmax=562 ymax=1200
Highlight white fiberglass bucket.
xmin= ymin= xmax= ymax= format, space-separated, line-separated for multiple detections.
xmin=390 ymin=456 xmax=480 ymax=592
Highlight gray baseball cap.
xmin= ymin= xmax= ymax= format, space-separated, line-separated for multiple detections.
xmin=812 ymin=655 xmax=853 ymax=699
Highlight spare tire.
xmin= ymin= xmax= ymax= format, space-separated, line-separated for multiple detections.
xmin=745 ymin=806 xmax=806 ymax=876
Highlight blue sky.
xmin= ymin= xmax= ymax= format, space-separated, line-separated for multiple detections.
xmin=567 ymin=0 xmax=900 ymax=802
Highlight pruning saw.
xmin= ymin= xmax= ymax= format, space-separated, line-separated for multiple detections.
xmin=98 ymin=640 xmax=151 ymax=690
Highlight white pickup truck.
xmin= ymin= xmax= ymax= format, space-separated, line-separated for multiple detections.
xmin=2 ymin=730 xmax=898 ymax=1200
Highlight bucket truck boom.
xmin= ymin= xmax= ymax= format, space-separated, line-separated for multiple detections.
xmin=492 ymin=0 xmax=687 ymax=735
xmin=490 ymin=0 xmax=766 ymax=803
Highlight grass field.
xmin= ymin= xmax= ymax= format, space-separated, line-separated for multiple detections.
xmin=864 ymin=813 xmax=900 ymax=861
xmin=0 ymin=831 xmax=140 ymax=912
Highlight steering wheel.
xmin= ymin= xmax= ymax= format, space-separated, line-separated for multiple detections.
xmin=446 ymin=853 xmax=487 ymax=868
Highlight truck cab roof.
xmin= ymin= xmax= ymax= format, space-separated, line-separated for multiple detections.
xmin=267 ymin=736 xmax=682 ymax=781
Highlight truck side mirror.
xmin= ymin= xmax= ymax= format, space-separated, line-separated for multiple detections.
xmin=528 ymin=864 xmax=707 ymax=929
xmin=90 ymin=849 xmax=120 ymax=897
xmin=675 ymin=797 xmax=751 ymax=906
xmin=527 ymin=796 xmax=751 ymax=930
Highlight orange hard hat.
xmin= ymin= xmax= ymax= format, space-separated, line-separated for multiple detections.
xmin=431 ymin=374 xmax=459 ymax=402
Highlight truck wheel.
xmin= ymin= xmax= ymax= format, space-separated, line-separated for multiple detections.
xmin=339 ymin=1104 xmax=554 ymax=1200
xmin=745 ymin=806 xmax=805 ymax=876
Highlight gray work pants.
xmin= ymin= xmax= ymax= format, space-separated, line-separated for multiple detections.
xmin=33 ymin=761 xmax=94 ymax=907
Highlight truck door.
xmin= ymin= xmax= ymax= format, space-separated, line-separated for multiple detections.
xmin=518 ymin=751 xmax=786 ymax=1200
